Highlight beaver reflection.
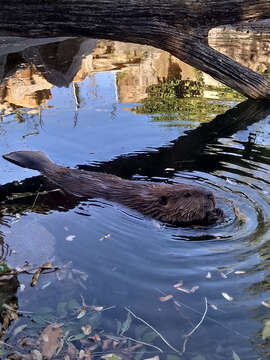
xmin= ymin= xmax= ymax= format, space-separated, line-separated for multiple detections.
xmin=3 ymin=151 xmax=224 ymax=226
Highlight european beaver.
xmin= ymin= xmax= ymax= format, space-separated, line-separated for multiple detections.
xmin=3 ymin=151 xmax=224 ymax=226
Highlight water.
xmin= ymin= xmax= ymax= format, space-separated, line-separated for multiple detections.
xmin=0 ymin=36 xmax=270 ymax=359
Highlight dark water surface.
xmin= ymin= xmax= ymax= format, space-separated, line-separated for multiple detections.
xmin=1 ymin=36 xmax=270 ymax=359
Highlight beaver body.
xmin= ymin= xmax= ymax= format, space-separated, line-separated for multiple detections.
xmin=3 ymin=151 xmax=223 ymax=226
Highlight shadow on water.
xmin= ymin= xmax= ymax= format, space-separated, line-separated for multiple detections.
xmin=1 ymin=35 xmax=270 ymax=358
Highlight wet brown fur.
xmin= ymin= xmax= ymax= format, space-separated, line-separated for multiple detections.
xmin=3 ymin=151 xmax=224 ymax=226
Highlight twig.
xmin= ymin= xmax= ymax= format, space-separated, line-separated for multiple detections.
xmin=0 ymin=340 xmax=14 ymax=348
xmin=125 ymin=307 xmax=180 ymax=354
xmin=182 ymin=297 xmax=208 ymax=353
xmin=31 ymin=184 xmax=42 ymax=209
xmin=156 ymin=288 xmax=246 ymax=338
xmin=120 ymin=335 xmax=163 ymax=353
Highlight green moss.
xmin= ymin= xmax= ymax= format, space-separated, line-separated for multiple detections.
xmin=133 ymin=75 xmax=244 ymax=124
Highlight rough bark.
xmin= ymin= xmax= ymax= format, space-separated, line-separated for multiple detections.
xmin=1 ymin=0 xmax=270 ymax=99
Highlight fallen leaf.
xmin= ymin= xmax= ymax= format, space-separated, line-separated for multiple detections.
xmin=89 ymin=333 xmax=101 ymax=342
xmin=30 ymin=349 xmax=43 ymax=360
xmin=41 ymin=281 xmax=52 ymax=290
xmin=13 ymin=324 xmax=27 ymax=336
xmin=263 ymin=320 xmax=270 ymax=340
xmin=19 ymin=284 xmax=26 ymax=292
xmin=31 ymin=262 xmax=54 ymax=287
xmin=82 ymin=325 xmax=92 ymax=335
xmin=232 ymin=351 xmax=241 ymax=360
xmin=159 ymin=295 xmax=173 ymax=302
xmin=173 ymin=281 xmax=183 ymax=288
xmin=176 ymin=287 xmax=190 ymax=294
xmin=66 ymin=235 xmax=76 ymax=241
xmin=262 ymin=300 xmax=270 ymax=308
xmin=220 ymin=272 xmax=227 ymax=279
xmin=222 ymin=292 xmax=234 ymax=301
xmin=39 ymin=323 xmax=63 ymax=360
xmin=99 ymin=233 xmax=112 ymax=241
xmin=79 ymin=350 xmax=86 ymax=359
xmin=176 ymin=286 xmax=199 ymax=294
xmin=89 ymin=305 xmax=103 ymax=311
xmin=77 ymin=307 xmax=86 ymax=319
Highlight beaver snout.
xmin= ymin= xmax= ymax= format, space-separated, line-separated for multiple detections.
xmin=206 ymin=208 xmax=224 ymax=225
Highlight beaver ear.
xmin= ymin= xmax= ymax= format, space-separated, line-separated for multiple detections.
xmin=159 ymin=196 xmax=168 ymax=205
xmin=183 ymin=191 xmax=192 ymax=198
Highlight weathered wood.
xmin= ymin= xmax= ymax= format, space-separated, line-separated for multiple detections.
xmin=1 ymin=0 xmax=270 ymax=99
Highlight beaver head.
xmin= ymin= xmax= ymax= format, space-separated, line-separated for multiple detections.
xmin=139 ymin=184 xmax=224 ymax=226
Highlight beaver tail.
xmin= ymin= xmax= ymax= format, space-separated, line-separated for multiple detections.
xmin=3 ymin=150 xmax=54 ymax=172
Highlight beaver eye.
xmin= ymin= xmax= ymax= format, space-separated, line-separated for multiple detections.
xmin=159 ymin=196 xmax=168 ymax=205
xmin=184 ymin=191 xmax=191 ymax=198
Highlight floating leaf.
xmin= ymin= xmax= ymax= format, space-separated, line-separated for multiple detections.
xmin=99 ymin=233 xmax=112 ymax=241
xmin=81 ymin=325 xmax=92 ymax=335
xmin=222 ymin=292 xmax=234 ymax=301
xmin=206 ymin=272 xmax=211 ymax=279
xmin=220 ymin=272 xmax=227 ymax=279
xmin=234 ymin=271 xmax=246 ymax=275
xmin=31 ymin=262 xmax=54 ymax=287
xmin=262 ymin=301 xmax=270 ymax=308
xmin=89 ymin=305 xmax=103 ymax=311
xmin=232 ymin=351 xmax=241 ymax=360
xmin=19 ymin=284 xmax=26 ymax=292
xmin=41 ymin=281 xmax=52 ymax=290
xmin=173 ymin=281 xmax=183 ymax=288
xmin=159 ymin=295 xmax=173 ymax=302
xmin=77 ymin=307 xmax=86 ymax=319
xmin=30 ymin=349 xmax=43 ymax=360
xmin=210 ymin=304 xmax=218 ymax=311
xmin=66 ymin=235 xmax=76 ymax=241
xmin=176 ymin=285 xmax=199 ymax=294
xmin=262 ymin=320 xmax=270 ymax=340
xmin=13 ymin=324 xmax=27 ymax=336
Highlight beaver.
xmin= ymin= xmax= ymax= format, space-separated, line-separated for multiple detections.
xmin=3 ymin=150 xmax=224 ymax=226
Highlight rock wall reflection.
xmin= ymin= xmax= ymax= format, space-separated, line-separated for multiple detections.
xmin=0 ymin=29 xmax=270 ymax=116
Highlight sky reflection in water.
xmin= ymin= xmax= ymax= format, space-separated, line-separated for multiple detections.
xmin=0 ymin=36 xmax=270 ymax=359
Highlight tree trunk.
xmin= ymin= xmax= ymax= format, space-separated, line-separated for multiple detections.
xmin=2 ymin=0 xmax=270 ymax=99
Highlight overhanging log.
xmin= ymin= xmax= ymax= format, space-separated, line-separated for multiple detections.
xmin=2 ymin=0 xmax=270 ymax=99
